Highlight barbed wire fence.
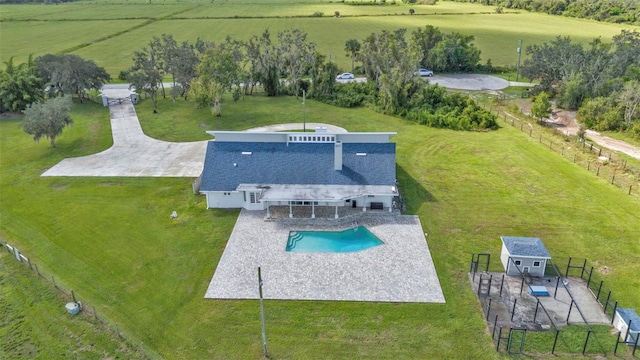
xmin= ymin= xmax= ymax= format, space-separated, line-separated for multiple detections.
xmin=2 ymin=241 xmax=159 ymax=359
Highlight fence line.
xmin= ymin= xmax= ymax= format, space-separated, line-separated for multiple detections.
xmin=496 ymin=110 xmax=640 ymax=197
xmin=471 ymin=253 xmax=639 ymax=357
xmin=2 ymin=241 xmax=157 ymax=359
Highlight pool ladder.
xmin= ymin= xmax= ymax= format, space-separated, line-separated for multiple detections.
xmin=286 ymin=232 xmax=304 ymax=251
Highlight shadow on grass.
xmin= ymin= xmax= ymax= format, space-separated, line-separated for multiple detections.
xmin=397 ymin=165 xmax=436 ymax=214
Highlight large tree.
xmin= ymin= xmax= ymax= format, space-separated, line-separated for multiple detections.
xmin=412 ymin=25 xmax=443 ymax=70
xmin=23 ymin=95 xmax=73 ymax=147
xmin=35 ymin=54 xmax=110 ymax=101
xmin=190 ymin=39 xmax=242 ymax=116
xmin=0 ymin=56 xmax=44 ymax=113
xmin=521 ymin=36 xmax=586 ymax=91
xmin=361 ymin=29 xmax=421 ymax=114
xmin=344 ymin=39 xmax=361 ymax=73
xmin=246 ymin=30 xmax=282 ymax=96
xmin=277 ymin=29 xmax=316 ymax=98
xmin=127 ymin=44 xmax=163 ymax=111
xmin=157 ymin=34 xmax=199 ymax=101
xmin=618 ymin=80 xmax=640 ymax=128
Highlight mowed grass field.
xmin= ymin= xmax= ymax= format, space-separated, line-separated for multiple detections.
xmin=1 ymin=1 xmax=637 ymax=75
xmin=1 ymin=93 xmax=640 ymax=359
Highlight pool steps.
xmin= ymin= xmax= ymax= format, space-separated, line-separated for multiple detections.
xmin=286 ymin=232 xmax=304 ymax=251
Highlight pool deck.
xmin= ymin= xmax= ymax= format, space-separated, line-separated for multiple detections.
xmin=205 ymin=209 xmax=445 ymax=303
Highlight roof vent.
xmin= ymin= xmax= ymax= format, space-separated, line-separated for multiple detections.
xmin=241 ymin=151 xmax=252 ymax=155
xmin=356 ymin=153 xmax=367 ymax=156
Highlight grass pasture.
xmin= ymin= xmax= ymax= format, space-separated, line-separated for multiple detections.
xmin=1 ymin=0 xmax=640 ymax=358
xmin=1 ymin=94 xmax=640 ymax=359
xmin=1 ymin=1 xmax=637 ymax=75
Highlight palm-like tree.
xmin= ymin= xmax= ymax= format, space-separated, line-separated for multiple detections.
xmin=344 ymin=39 xmax=361 ymax=73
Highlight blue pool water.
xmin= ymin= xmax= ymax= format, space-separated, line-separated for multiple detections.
xmin=286 ymin=226 xmax=384 ymax=253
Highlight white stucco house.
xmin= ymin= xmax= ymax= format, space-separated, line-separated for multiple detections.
xmin=198 ymin=130 xmax=398 ymax=218
xmin=500 ymin=236 xmax=551 ymax=277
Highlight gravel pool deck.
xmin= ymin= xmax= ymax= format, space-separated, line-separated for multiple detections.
xmin=205 ymin=209 xmax=445 ymax=303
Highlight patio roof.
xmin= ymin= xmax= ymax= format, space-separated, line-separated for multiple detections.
xmin=237 ymin=183 xmax=398 ymax=202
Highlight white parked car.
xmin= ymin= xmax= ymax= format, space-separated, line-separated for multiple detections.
xmin=336 ymin=73 xmax=355 ymax=80
xmin=415 ymin=68 xmax=434 ymax=77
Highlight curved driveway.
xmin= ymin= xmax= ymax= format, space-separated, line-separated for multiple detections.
xmin=42 ymin=88 xmax=346 ymax=177
xmin=429 ymin=74 xmax=511 ymax=90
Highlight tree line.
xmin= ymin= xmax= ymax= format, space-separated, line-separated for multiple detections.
xmin=452 ymin=0 xmax=639 ymax=25
xmin=521 ymin=30 xmax=640 ymax=136
xmin=124 ymin=27 xmax=496 ymax=130
xmin=1 ymin=25 xmax=495 ymax=148
xmin=1 ymin=54 xmax=110 ymax=146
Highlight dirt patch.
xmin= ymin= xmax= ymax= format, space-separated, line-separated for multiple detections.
xmin=515 ymin=101 xmax=640 ymax=160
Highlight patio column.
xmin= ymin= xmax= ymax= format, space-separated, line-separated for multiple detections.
xmin=335 ymin=205 xmax=339 ymax=219
xmin=289 ymin=201 xmax=293 ymax=218
xmin=266 ymin=203 xmax=270 ymax=218
xmin=311 ymin=202 xmax=315 ymax=219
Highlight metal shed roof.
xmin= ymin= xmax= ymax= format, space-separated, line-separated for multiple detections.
xmin=501 ymin=236 xmax=551 ymax=259
xmin=617 ymin=308 xmax=640 ymax=331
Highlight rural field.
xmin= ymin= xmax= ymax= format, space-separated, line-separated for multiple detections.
xmin=1 ymin=0 xmax=637 ymax=76
xmin=1 ymin=1 xmax=640 ymax=359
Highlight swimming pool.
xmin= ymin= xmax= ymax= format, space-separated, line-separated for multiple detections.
xmin=286 ymin=226 xmax=384 ymax=253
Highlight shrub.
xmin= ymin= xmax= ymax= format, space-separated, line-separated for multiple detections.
xmin=118 ymin=70 xmax=129 ymax=81
xmin=312 ymin=11 xmax=324 ymax=17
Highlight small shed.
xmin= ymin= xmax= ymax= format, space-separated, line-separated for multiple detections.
xmin=500 ymin=236 xmax=551 ymax=277
xmin=614 ymin=308 xmax=640 ymax=344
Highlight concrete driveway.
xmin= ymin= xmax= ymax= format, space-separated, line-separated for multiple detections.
xmin=42 ymin=87 xmax=346 ymax=177
xmin=42 ymin=87 xmax=210 ymax=177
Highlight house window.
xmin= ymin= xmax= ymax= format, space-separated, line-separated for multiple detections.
xmin=514 ymin=260 xmax=521 ymax=266
xmin=533 ymin=261 xmax=541 ymax=267
xmin=249 ymin=192 xmax=259 ymax=203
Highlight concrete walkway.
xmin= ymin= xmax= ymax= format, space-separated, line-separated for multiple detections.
xmin=42 ymin=88 xmax=345 ymax=177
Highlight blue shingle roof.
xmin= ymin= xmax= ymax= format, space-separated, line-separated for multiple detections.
xmin=618 ymin=308 xmax=640 ymax=331
xmin=200 ymin=141 xmax=396 ymax=191
xmin=501 ymin=236 xmax=551 ymax=259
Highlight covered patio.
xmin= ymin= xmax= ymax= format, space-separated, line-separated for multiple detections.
xmin=237 ymin=183 xmax=398 ymax=219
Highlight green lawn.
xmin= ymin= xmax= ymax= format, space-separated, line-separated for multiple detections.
xmin=1 ymin=1 xmax=635 ymax=75
xmin=0 ymin=251 xmax=147 ymax=359
xmin=1 ymin=94 xmax=639 ymax=359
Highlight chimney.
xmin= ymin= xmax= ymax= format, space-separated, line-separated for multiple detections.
xmin=334 ymin=141 xmax=342 ymax=170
